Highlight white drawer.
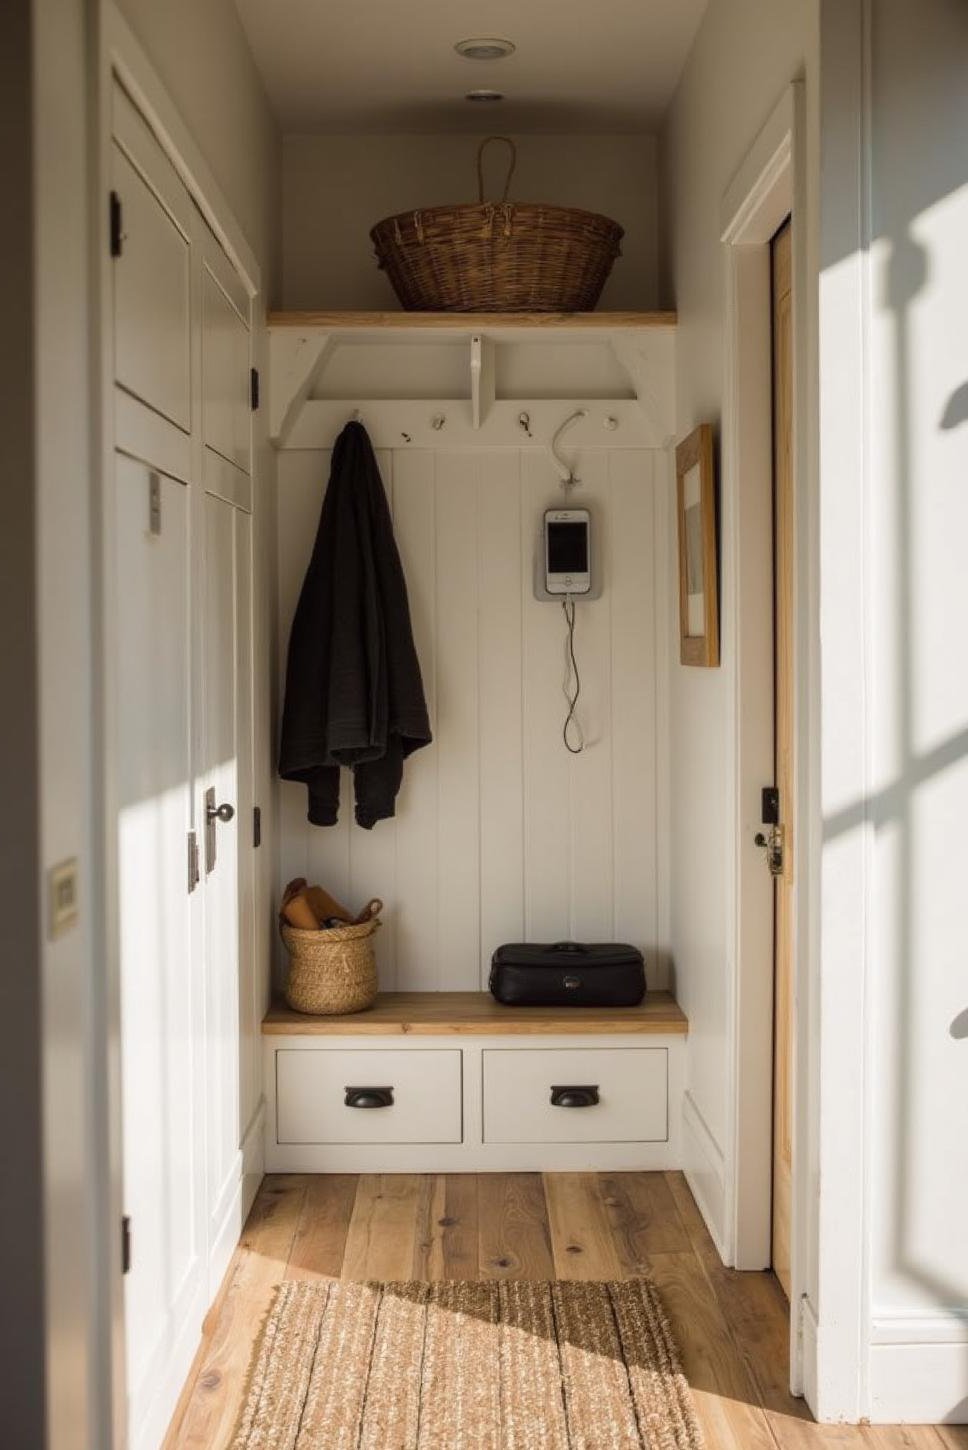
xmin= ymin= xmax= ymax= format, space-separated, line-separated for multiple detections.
xmin=482 ymin=1048 xmax=667 ymax=1144
xmin=275 ymin=1049 xmax=462 ymax=1145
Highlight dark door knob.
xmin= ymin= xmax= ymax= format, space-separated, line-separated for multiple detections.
xmin=550 ymin=1084 xmax=600 ymax=1108
xmin=344 ymin=1086 xmax=394 ymax=1109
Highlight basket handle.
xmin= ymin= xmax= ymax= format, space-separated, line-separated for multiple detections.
xmin=477 ymin=136 xmax=516 ymax=204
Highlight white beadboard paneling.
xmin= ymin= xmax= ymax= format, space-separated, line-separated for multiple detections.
xmin=521 ymin=452 xmax=573 ymax=942
xmin=387 ymin=449 xmax=438 ymax=989
xmin=345 ymin=449 xmax=398 ymax=984
xmin=610 ymin=451 xmax=661 ymax=983
xmin=276 ymin=444 xmax=667 ymax=992
xmin=477 ymin=453 xmax=525 ymax=981
xmin=566 ymin=452 xmax=615 ymax=943
xmin=434 ymin=452 xmax=482 ymax=989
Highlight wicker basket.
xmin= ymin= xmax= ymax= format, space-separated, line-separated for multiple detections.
xmin=281 ymin=911 xmax=380 ymax=1016
xmin=370 ymin=137 xmax=624 ymax=313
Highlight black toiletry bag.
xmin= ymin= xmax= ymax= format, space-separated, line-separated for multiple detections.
xmin=489 ymin=941 xmax=646 ymax=1007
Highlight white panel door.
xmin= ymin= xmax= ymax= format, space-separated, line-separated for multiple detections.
xmin=202 ymin=259 xmax=251 ymax=475
xmin=201 ymin=493 xmax=242 ymax=1292
xmin=111 ymin=140 xmax=191 ymax=432
xmin=115 ymin=454 xmax=205 ymax=1445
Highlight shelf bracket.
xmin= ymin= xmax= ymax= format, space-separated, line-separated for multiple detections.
xmin=608 ymin=334 xmax=677 ymax=448
xmin=270 ymin=333 xmax=333 ymax=446
xmin=470 ymin=334 xmax=495 ymax=430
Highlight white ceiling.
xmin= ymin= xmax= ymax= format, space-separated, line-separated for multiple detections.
xmin=234 ymin=0 xmax=708 ymax=134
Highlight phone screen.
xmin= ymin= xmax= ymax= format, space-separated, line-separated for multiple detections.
xmin=547 ymin=521 xmax=589 ymax=574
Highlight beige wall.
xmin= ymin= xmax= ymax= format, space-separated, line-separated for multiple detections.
xmin=116 ymin=0 xmax=281 ymax=292
xmin=281 ymin=132 xmax=659 ymax=310
xmin=658 ymin=0 xmax=815 ymax=1234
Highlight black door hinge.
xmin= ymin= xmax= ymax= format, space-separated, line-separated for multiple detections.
xmin=122 ymin=1215 xmax=132 ymax=1275
xmin=250 ymin=367 xmax=260 ymax=411
xmin=253 ymin=805 xmax=262 ymax=848
xmin=109 ymin=191 xmax=123 ymax=258
xmin=761 ymin=786 xmax=780 ymax=826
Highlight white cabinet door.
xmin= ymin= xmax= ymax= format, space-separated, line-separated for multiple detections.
xmin=200 ymin=492 xmax=243 ymax=1293
xmin=202 ymin=238 xmax=251 ymax=476
xmin=115 ymin=454 xmax=206 ymax=1445
xmin=482 ymin=1048 xmax=668 ymax=1143
xmin=275 ymin=1050 xmax=463 ymax=1144
xmin=111 ymin=89 xmax=192 ymax=432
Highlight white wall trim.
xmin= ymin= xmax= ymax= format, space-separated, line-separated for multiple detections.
xmin=799 ymin=1295 xmax=819 ymax=1412
xmin=871 ymin=1311 xmax=968 ymax=1346
xmin=868 ymin=1343 xmax=968 ymax=1425
xmin=103 ymin=5 xmax=260 ymax=299
xmin=718 ymin=86 xmax=802 ymax=1292
xmin=720 ymin=89 xmax=795 ymax=244
xmin=681 ymin=1090 xmax=730 ymax=1264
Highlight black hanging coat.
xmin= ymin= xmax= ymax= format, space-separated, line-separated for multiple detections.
xmin=278 ymin=421 xmax=431 ymax=828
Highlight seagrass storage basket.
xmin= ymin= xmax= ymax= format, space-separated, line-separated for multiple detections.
xmin=281 ymin=914 xmax=380 ymax=1015
xmin=370 ymin=137 xmax=624 ymax=313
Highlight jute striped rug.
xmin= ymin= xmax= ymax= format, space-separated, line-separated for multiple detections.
xmin=232 ymin=1279 xmax=704 ymax=1449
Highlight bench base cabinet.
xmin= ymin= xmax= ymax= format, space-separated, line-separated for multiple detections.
xmin=264 ymin=1033 xmax=683 ymax=1173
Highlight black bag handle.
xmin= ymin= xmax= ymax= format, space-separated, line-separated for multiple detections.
xmin=550 ymin=941 xmax=588 ymax=954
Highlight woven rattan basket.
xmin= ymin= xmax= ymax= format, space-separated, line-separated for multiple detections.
xmin=370 ymin=137 xmax=624 ymax=313
xmin=281 ymin=912 xmax=380 ymax=1016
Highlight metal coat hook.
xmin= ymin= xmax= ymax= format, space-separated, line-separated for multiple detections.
xmin=401 ymin=431 xmax=412 ymax=443
xmin=518 ymin=411 xmax=533 ymax=439
xmin=550 ymin=409 xmax=587 ymax=491
xmin=431 ymin=414 xmax=446 ymax=431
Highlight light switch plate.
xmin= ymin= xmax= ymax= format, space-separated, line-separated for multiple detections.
xmin=48 ymin=857 xmax=80 ymax=939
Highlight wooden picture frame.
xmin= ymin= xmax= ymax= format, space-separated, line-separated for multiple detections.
xmin=675 ymin=423 xmax=720 ymax=666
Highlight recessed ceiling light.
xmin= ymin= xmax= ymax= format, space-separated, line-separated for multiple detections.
xmin=455 ymin=37 xmax=515 ymax=61
xmin=465 ymin=88 xmax=505 ymax=103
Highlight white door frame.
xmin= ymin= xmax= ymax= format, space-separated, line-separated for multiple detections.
xmin=718 ymin=82 xmax=810 ymax=1381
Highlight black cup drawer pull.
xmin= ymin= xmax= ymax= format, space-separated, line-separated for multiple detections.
xmin=550 ymin=1084 xmax=600 ymax=1108
xmin=344 ymin=1086 xmax=394 ymax=1109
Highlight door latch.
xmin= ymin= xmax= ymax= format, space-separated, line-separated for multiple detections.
xmin=755 ymin=824 xmax=785 ymax=877
xmin=204 ymin=786 xmax=235 ymax=874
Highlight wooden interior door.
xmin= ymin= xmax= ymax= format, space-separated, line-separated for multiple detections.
xmin=771 ymin=219 xmax=794 ymax=1299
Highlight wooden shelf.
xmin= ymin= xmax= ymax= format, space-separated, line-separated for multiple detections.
xmin=268 ymin=310 xmax=677 ymax=331
xmin=262 ymin=989 xmax=687 ymax=1037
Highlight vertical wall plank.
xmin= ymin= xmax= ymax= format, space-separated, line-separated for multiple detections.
xmin=653 ymin=453 xmax=673 ymax=988
xmin=346 ymin=448 xmax=398 ymax=987
xmin=520 ymin=451 xmax=572 ymax=940
xmin=610 ymin=451 xmax=660 ymax=979
xmin=276 ymin=451 xmax=327 ymax=904
xmin=566 ymin=451 xmax=615 ymax=941
xmin=392 ymin=450 xmax=439 ymax=990
xmin=477 ymin=453 xmax=525 ymax=982
xmin=434 ymin=452 xmax=481 ymax=988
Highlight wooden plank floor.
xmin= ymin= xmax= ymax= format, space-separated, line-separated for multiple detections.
xmin=163 ymin=1172 xmax=966 ymax=1450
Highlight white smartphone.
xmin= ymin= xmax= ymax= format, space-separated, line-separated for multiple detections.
xmin=544 ymin=508 xmax=591 ymax=595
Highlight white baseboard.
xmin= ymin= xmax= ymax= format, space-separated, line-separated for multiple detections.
xmin=802 ymin=1301 xmax=968 ymax=1424
xmin=129 ymin=1275 xmax=208 ymax=1450
xmin=799 ymin=1295 xmax=819 ymax=1416
xmin=868 ymin=1313 xmax=968 ymax=1423
xmin=681 ymin=1089 xmax=730 ymax=1264
xmin=241 ymin=1096 xmax=266 ymax=1222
